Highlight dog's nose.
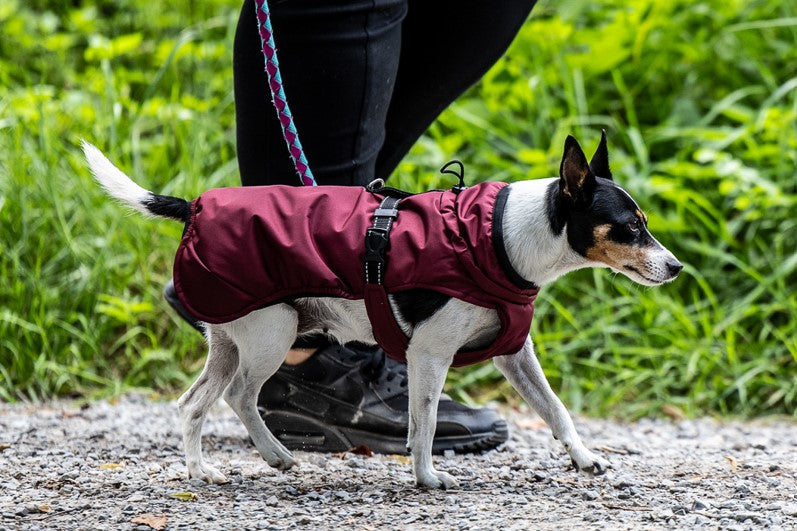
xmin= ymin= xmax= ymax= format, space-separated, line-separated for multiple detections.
xmin=666 ymin=260 xmax=683 ymax=277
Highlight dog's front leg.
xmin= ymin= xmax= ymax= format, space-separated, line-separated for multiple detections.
xmin=494 ymin=337 xmax=609 ymax=475
xmin=406 ymin=340 xmax=457 ymax=489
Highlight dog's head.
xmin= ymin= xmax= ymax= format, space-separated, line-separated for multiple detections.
xmin=551 ymin=132 xmax=682 ymax=286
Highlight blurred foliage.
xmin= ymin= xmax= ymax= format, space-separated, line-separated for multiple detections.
xmin=0 ymin=0 xmax=794 ymax=417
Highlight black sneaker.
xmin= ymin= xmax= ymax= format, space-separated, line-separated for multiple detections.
xmin=257 ymin=343 xmax=508 ymax=455
xmin=163 ymin=280 xmax=508 ymax=454
xmin=163 ymin=279 xmax=204 ymax=333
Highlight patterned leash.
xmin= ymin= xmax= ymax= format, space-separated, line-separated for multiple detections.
xmin=254 ymin=0 xmax=317 ymax=186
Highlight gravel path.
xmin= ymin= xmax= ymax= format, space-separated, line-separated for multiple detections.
xmin=1 ymin=394 xmax=795 ymax=530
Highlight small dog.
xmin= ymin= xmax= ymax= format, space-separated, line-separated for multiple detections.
xmin=83 ymin=133 xmax=681 ymax=489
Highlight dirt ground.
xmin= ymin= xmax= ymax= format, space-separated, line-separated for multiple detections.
xmin=1 ymin=394 xmax=795 ymax=530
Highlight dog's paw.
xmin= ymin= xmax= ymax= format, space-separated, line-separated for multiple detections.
xmin=264 ymin=448 xmax=296 ymax=471
xmin=188 ymin=463 xmax=229 ymax=485
xmin=268 ymin=455 xmax=297 ymax=471
xmin=570 ymin=447 xmax=610 ymax=476
xmin=415 ymin=470 xmax=459 ymax=490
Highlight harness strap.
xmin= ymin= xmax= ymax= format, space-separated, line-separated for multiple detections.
xmin=364 ymin=196 xmax=399 ymax=284
xmin=363 ymin=197 xmax=410 ymax=360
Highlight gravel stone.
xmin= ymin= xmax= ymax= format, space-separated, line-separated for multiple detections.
xmin=691 ymin=499 xmax=710 ymax=511
xmin=0 ymin=395 xmax=795 ymax=530
xmin=265 ymin=495 xmax=279 ymax=507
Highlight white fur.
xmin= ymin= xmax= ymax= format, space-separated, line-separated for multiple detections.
xmin=82 ymin=141 xmax=153 ymax=215
xmin=86 ymin=145 xmax=686 ymax=488
xmin=503 ymin=179 xmax=589 ymax=286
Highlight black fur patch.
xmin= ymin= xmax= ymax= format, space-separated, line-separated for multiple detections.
xmin=393 ymin=289 xmax=451 ymax=328
xmin=546 ymin=177 xmax=652 ymax=258
xmin=545 ymin=181 xmax=566 ymax=236
xmin=144 ymin=194 xmax=191 ymax=222
xmin=588 ymin=130 xmax=612 ymax=180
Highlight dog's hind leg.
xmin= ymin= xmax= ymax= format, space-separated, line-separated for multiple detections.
xmin=178 ymin=325 xmax=239 ymax=484
xmin=221 ymin=306 xmax=298 ymax=471
xmin=494 ymin=337 xmax=610 ymax=475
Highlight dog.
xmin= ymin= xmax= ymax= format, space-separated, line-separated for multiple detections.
xmin=83 ymin=133 xmax=682 ymax=489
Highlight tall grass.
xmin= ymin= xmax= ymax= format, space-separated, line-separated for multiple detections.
xmin=1 ymin=0 xmax=795 ymax=417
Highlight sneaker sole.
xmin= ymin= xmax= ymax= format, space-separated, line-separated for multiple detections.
xmin=262 ymin=410 xmax=508 ymax=455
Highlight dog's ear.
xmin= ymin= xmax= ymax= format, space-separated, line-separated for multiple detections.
xmin=589 ymin=129 xmax=612 ymax=180
xmin=559 ymin=135 xmax=596 ymax=206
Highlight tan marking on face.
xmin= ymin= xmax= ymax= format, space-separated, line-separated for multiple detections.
xmin=585 ymin=224 xmax=647 ymax=270
xmin=635 ymin=209 xmax=648 ymax=224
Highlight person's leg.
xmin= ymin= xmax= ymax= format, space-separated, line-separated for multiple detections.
xmin=232 ymin=0 xmax=404 ymax=365
xmin=374 ymin=0 xmax=538 ymax=180
xmin=234 ymin=0 xmax=405 ymax=187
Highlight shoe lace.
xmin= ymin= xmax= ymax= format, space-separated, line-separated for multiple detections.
xmin=346 ymin=345 xmax=408 ymax=388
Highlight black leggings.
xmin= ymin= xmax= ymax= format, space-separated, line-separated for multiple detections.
xmin=233 ymin=0 xmax=537 ymax=187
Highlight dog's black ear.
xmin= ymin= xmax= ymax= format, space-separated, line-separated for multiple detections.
xmin=589 ymin=129 xmax=612 ymax=180
xmin=559 ymin=135 xmax=596 ymax=205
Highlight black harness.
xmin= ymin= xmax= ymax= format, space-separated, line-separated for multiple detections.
xmin=361 ymin=162 xmax=467 ymax=356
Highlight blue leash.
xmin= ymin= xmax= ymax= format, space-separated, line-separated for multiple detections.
xmin=253 ymin=0 xmax=317 ymax=186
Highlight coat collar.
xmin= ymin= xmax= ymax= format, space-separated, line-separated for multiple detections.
xmin=491 ymin=185 xmax=540 ymax=292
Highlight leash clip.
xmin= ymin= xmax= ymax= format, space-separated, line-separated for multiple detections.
xmin=440 ymin=160 xmax=467 ymax=194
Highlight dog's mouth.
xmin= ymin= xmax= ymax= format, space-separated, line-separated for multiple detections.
xmin=623 ymin=265 xmax=664 ymax=286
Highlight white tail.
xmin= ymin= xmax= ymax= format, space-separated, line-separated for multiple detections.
xmin=82 ymin=141 xmax=191 ymax=222
xmin=82 ymin=141 xmax=153 ymax=215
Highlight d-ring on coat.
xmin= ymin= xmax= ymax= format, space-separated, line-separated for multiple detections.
xmin=172 ymin=181 xmax=539 ymax=367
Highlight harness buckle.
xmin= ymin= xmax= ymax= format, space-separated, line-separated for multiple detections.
xmin=374 ymin=207 xmax=399 ymax=219
xmin=364 ymin=228 xmax=390 ymax=265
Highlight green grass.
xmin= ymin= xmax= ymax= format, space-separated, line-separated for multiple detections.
xmin=1 ymin=0 xmax=795 ymax=417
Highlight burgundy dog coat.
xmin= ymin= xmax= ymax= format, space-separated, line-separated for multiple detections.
xmin=173 ymin=182 xmax=539 ymax=366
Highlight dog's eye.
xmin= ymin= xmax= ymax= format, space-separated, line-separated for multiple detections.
xmin=627 ymin=220 xmax=640 ymax=234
